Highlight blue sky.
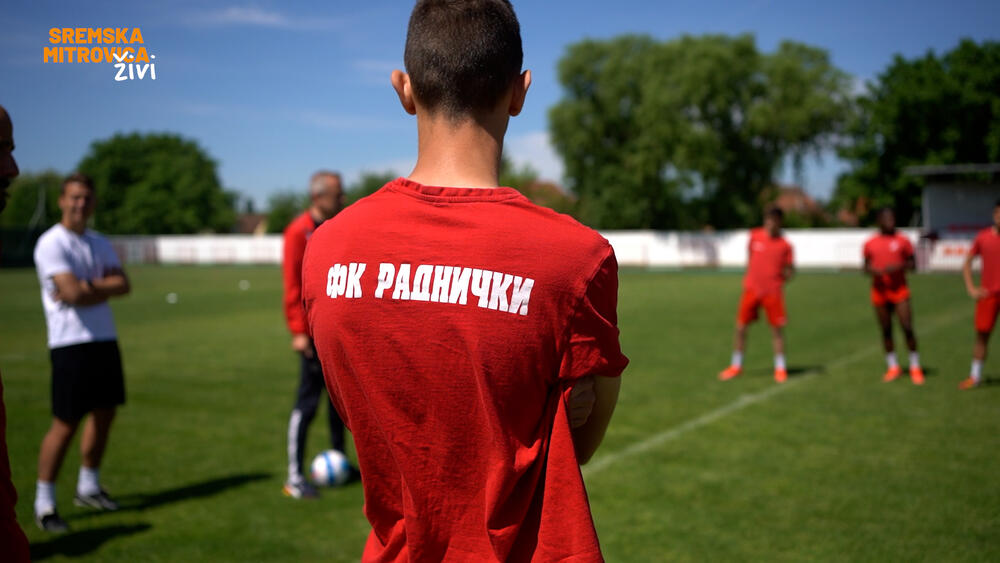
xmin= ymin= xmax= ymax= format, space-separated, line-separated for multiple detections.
xmin=2 ymin=1 xmax=997 ymax=209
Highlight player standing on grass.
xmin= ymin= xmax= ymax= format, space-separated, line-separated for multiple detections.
xmin=863 ymin=207 xmax=924 ymax=385
xmin=301 ymin=1 xmax=628 ymax=560
xmin=0 ymin=104 xmax=31 ymax=561
xmin=720 ymin=207 xmax=794 ymax=383
xmin=960 ymin=199 xmax=1000 ymax=390
xmin=281 ymin=171 xmax=357 ymax=499
xmin=32 ymin=173 xmax=131 ymax=532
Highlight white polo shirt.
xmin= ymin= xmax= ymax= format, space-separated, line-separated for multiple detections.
xmin=33 ymin=223 xmax=120 ymax=349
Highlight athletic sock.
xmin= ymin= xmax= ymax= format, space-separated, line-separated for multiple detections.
xmin=77 ymin=466 xmax=100 ymax=497
xmin=730 ymin=351 xmax=743 ymax=368
xmin=971 ymin=359 xmax=983 ymax=381
xmin=886 ymin=352 xmax=898 ymax=369
xmin=908 ymin=351 xmax=920 ymax=368
xmin=35 ymin=480 xmax=56 ymax=515
xmin=774 ymin=354 xmax=786 ymax=371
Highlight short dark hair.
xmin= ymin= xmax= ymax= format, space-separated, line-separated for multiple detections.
xmin=765 ymin=206 xmax=784 ymax=220
xmin=61 ymin=172 xmax=95 ymax=195
xmin=877 ymin=206 xmax=894 ymax=217
xmin=994 ymin=198 xmax=1000 ymax=208
xmin=404 ymin=0 xmax=523 ymax=119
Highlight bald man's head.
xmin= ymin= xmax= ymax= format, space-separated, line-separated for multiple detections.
xmin=0 ymin=105 xmax=19 ymax=214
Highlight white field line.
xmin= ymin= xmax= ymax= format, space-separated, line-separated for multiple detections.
xmin=582 ymin=309 xmax=968 ymax=478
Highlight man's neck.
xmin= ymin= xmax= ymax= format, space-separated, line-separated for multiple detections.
xmin=61 ymin=219 xmax=85 ymax=235
xmin=308 ymin=206 xmax=327 ymax=224
xmin=407 ymin=113 xmax=506 ymax=189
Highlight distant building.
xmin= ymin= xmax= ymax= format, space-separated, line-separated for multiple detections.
xmin=771 ymin=185 xmax=830 ymax=226
xmin=234 ymin=213 xmax=268 ymax=235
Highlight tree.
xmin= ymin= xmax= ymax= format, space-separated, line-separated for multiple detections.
xmin=549 ymin=34 xmax=851 ymax=229
xmin=266 ymin=190 xmax=309 ymax=234
xmin=834 ymin=40 xmax=1000 ymax=226
xmin=76 ymin=133 xmax=236 ymax=234
xmin=0 ymin=170 xmax=63 ymax=228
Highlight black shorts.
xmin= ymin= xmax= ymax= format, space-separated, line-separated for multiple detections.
xmin=50 ymin=340 xmax=126 ymax=422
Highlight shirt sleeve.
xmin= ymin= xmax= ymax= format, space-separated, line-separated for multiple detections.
xmin=33 ymin=235 xmax=73 ymax=281
xmin=862 ymin=240 xmax=872 ymax=262
xmin=283 ymin=220 xmax=309 ymax=336
xmin=971 ymin=234 xmax=982 ymax=257
xmin=99 ymin=237 xmax=122 ymax=270
xmin=902 ymin=237 xmax=915 ymax=259
xmin=785 ymin=241 xmax=794 ymax=266
xmin=556 ymin=248 xmax=629 ymax=382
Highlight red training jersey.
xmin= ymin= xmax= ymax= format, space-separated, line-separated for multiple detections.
xmin=283 ymin=211 xmax=323 ymax=336
xmin=743 ymin=228 xmax=793 ymax=296
xmin=970 ymin=227 xmax=1000 ymax=294
xmin=863 ymin=232 xmax=913 ymax=291
xmin=302 ymin=178 xmax=628 ymax=562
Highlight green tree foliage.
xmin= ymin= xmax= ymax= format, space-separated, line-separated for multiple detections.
xmin=835 ymin=40 xmax=1000 ymax=226
xmin=0 ymin=170 xmax=63 ymax=228
xmin=77 ymin=133 xmax=236 ymax=234
xmin=550 ymin=34 xmax=851 ymax=229
xmin=499 ymin=155 xmax=538 ymax=191
xmin=265 ymin=190 xmax=309 ymax=234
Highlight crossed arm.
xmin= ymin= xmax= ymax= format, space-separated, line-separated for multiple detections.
xmin=52 ymin=267 xmax=131 ymax=306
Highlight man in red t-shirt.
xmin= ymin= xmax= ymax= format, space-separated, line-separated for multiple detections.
xmin=719 ymin=207 xmax=794 ymax=383
xmin=281 ymin=171 xmax=356 ymax=499
xmin=960 ymin=199 xmax=1000 ymax=390
xmin=0 ymin=105 xmax=31 ymax=560
xmin=863 ymin=207 xmax=924 ymax=384
xmin=301 ymin=2 xmax=627 ymax=560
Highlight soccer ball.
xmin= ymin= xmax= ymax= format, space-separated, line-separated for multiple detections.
xmin=310 ymin=450 xmax=352 ymax=487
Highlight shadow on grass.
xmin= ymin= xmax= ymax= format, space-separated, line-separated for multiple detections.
xmin=117 ymin=472 xmax=272 ymax=511
xmin=31 ymin=523 xmax=151 ymax=560
xmin=786 ymin=365 xmax=823 ymax=377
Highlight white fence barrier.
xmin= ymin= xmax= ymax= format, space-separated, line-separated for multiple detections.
xmin=109 ymin=229 xmax=976 ymax=271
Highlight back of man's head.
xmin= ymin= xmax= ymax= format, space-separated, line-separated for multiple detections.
xmin=404 ymin=0 xmax=522 ymax=120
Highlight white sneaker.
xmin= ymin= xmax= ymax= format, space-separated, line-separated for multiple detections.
xmin=282 ymin=479 xmax=319 ymax=499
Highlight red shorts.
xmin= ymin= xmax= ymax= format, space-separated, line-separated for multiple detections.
xmin=737 ymin=289 xmax=786 ymax=327
xmin=975 ymin=294 xmax=1000 ymax=333
xmin=870 ymin=285 xmax=910 ymax=306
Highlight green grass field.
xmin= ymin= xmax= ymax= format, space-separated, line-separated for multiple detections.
xmin=1 ymin=266 xmax=997 ymax=561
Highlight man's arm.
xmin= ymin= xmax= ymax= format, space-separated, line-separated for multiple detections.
xmin=282 ymin=219 xmax=312 ymax=356
xmin=571 ymin=375 xmax=621 ymax=464
xmin=964 ymin=252 xmax=987 ymax=299
xmin=51 ymin=269 xmax=128 ymax=306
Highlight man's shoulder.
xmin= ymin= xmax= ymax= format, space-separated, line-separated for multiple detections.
xmin=35 ymin=224 xmax=66 ymax=250
xmin=283 ymin=211 xmax=312 ymax=237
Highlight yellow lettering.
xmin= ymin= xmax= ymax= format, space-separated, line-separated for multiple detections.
xmin=123 ymin=48 xmax=134 ymax=63
xmin=43 ymin=46 xmax=59 ymax=62
xmin=134 ymin=47 xmax=149 ymax=63
xmin=104 ymin=28 xmax=114 ymax=43
xmin=87 ymin=28 xmax=101 ymax=43
xmin=61 ymin=28 xmax=73 ymax=43
xmin=74 ymin=28 xmax=86 ymax=44
xmin=115 ymin=28 xmax=127 ymax=43
xmin=48 ymin=28 xmax=60 ymax=44
xmin=65 ymin=47 xmax=76 ymax=63
xmin=130 ymin=28 xmax=144 ymax=44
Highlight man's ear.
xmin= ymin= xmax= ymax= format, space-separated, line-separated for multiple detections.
xmin=391 ymin=70 xmax=417 ymax=116
xmin=508 ymin=69 xmax=531 ymax=117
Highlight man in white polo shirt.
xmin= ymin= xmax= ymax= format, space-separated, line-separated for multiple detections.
xmin=32 ymin=172 xmax=131 ymax=532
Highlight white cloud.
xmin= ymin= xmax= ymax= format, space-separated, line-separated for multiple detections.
xmin=504 ymin=131 xmax=564 ymax=183
xmin=190 ymin=6 xmax=344 ymax=31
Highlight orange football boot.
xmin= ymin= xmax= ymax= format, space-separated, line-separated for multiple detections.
xmin=958 ymin=377 xmax=979 ymax=390
xmin=774 ymin=368 xmax=788 ymax=383
xmin=882 ymin=365 xmax=902 ymax=382
xmin=718 ymin=365 xmax=742 ymax=380
xmin=909 ymin=366 xmax=925 ymax=385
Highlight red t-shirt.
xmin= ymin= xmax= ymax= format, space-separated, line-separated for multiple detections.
xmin=283 ymin=211 xmax=322 ymax=335
xmin=970 ymin=227 xmax=1000 ymax=294
xmin=302 ymin=178 xmax=628 ymax=562
xmin=743 ymin=228 xmax=793 ymax=296
xmin=863 ymin=232 xmax=914 ymax=291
